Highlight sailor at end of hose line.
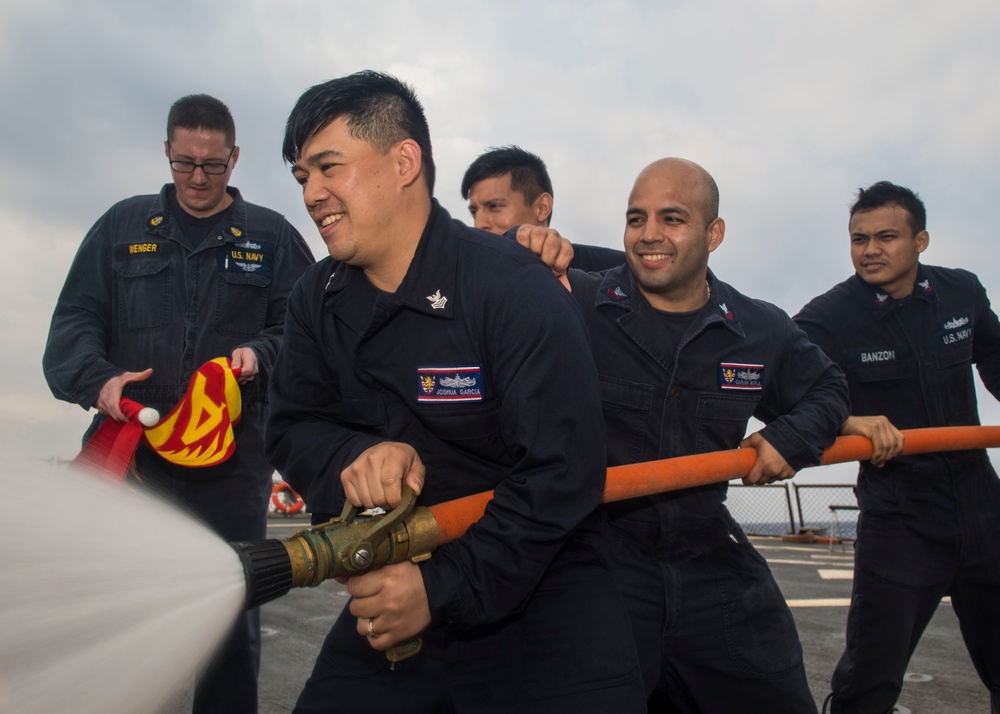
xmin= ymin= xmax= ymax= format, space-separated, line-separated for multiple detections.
xmin=796 ymin=180 xmax=1000 ymax=714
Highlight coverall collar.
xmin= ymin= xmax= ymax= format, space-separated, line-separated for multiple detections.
xmin=851 ymin=262 xmax=939 ymax=319
xmin=322 ymin=200 xmax=457 ymax=336
xmin=595 ymin=265 xmax=747 ymax=340
xmin=143 ymin=184 xmax=250 ymax=247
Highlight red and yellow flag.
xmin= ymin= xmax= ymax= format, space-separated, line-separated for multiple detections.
xmin=143 ymin=357 xmax=242 ymax=467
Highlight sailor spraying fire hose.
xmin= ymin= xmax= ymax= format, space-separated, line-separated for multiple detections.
xmin=231 ymin=425 xmax=1000 ymax=654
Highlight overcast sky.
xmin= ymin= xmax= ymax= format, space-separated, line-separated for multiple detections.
xmin=3 ymin=0 xmax=1000 ymax=483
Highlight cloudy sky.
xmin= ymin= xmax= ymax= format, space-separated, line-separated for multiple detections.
xmin=3 ymin=0 xmax=1000 ymax=483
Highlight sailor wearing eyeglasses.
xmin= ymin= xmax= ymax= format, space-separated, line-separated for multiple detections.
xmin=43 ymin=94 xmax=314 ymax=714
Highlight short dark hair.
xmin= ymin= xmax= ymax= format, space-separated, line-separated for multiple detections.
xmin=850 ymin=180 xmax=926 ymax=233
xmin=461 ymin=146 xmax=553 ymax=220
xmin=166 ymin=94 xmax=235 ymax=147
xmin=282 ymin=70 xmax=435 ymax=193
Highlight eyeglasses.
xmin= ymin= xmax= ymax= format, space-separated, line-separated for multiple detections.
xmin=169 ymin=145 xmax=235 ymax=175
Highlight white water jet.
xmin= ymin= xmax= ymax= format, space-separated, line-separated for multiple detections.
xmin=0 ymin=453 xmax=246 ymax=714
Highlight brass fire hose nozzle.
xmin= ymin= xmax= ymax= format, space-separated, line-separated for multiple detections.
xmin=233 ymin=486 xmax=438 ymax=610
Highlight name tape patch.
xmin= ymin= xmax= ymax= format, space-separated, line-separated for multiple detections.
xmin=417 ymin=365 xmax=484 ymax=402
xmin=845 ymin=345 xmax=911 ymax=367
xmin=116 ymin=241 xmax=169 ymax=260
xmin=719 ymin=362 xmax=764 ymax=391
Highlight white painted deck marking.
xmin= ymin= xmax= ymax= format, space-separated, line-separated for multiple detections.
xmin=786 ymin=598 xmax=851 ymax=607
xmin=818 ymin=568 xmax=855 ymax=580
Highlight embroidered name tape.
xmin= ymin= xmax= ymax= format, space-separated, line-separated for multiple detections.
xmin=417 ymin=365 xmax=485 ymax=402
xmin=719 ymin=362 xmax=764 ymax=390
xmin=115 ymin=242 xmax=170 ymax=261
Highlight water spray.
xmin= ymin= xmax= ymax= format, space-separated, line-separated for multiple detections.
xmin=0 ymin=454 xmax=246 ymax=714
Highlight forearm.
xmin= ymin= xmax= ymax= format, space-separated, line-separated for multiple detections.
xmin=43 ymin=260 xmax=120 ymax=408
xmin=758 ymin=325 xmax=850 ymax=469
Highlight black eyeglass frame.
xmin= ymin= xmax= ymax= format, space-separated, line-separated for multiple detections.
xmin=168 ymin=145 xmax=236 ymax=175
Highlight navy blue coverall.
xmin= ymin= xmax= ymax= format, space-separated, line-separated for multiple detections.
xmin=500 ymin=225 xmax=624 ymax=277
xmin=265 ymin=202 xmax=645 ymax=714
xmin=569 ymin=265 xmax=849 ymax=713
xmin=44 ymin=184 xmax=314 ymax=714
xmin=569 ymin=243 xmax=626 ymax=272
xmin=795 ymin=265 xmax=1000 ymax=714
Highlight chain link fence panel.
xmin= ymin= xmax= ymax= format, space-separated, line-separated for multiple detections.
xmin=725 ymin=484 xmax=796 ymax=536
xmin=793 ymin=483 xmax=859 ymax=541
xmin=726 ymin=482 xmax=859 ymax=541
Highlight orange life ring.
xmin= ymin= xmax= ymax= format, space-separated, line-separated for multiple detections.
xmin=271 ymin=482 xmax=304 ymax=515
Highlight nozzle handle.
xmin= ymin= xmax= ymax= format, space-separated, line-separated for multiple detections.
xmin=341 ymin=486 xmax=418 ymax=576
xmin=387 ymin=636 xmax=423 ymax=664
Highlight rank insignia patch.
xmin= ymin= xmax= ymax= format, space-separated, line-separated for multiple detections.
xmin=719 ymin=362 xmax=764 ymax=390
xmin=150 ymin=215 xmax=164 ymax=227
xmin=417 ymin=366 xmax=484 ymax=402
xmin=426 ymin=289 xmax=448 ymax=310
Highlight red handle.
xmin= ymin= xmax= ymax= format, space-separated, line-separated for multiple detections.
xmin=118 ymin=396 xmax=145 ymax=422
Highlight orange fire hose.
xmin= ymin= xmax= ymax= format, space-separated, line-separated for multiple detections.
xmin=427 ymin=425 xmax=1000 ymax=546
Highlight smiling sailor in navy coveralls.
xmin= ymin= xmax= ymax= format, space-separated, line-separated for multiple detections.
xmin=538 ymin=158 xmax=849 ymax=712
xmin=265 ymin=71 xmax=645 ymax=714
xmin=795 ymin=181 xmax=1000 ymax=714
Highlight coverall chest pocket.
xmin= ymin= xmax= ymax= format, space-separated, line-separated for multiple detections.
xmin=848 ymin=362 xmax=915 ymax=420
xmin=214 ymin=242 xmax=275 ymax=338
xmin=599 ymin=376 xmax=654 ymax=464
xmin=694 ymin=393 xmax=758 ymax=452
xmin=414 ymin=400 xmax=509 ymax=463
xmin=936 ymin=344 xmax=976 ymax=421
xmin=112 ymin=252 xmax=171 ymax=334
xmin=214 ymin=270 xmax=272 ymax=338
